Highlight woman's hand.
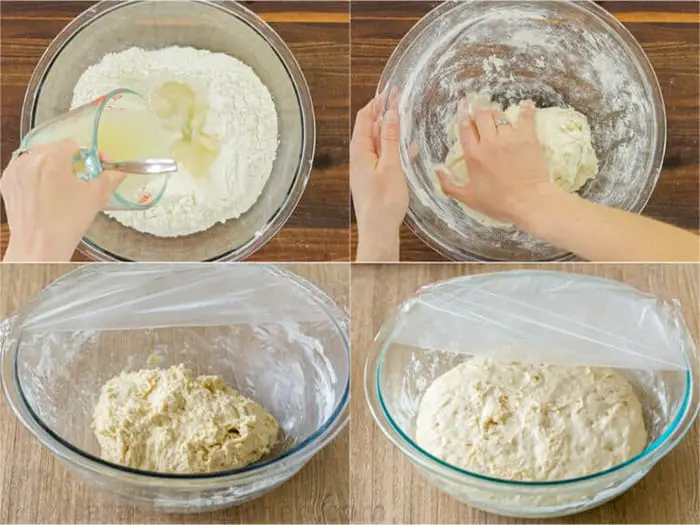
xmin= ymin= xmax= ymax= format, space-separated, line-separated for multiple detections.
xmin=438 ymin=102 xmax=699 ymax=261
xmin=1 ymin=139 xmax=125 ymax=262
xmin=350 ymin=92 xmax=409 ymax=262
xmin=438 ymin=103 xmax=560 ymax=226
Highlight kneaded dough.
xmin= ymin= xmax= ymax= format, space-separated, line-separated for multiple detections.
xmin=92 ymin=364 xmax=279 ymax=474
xmin=415 ymin=357 xmax=647 ymax=481
xmin=439 ymin=92 xmax=599 ymax=228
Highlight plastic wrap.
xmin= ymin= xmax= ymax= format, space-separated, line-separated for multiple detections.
xmin=10 ymin=264 xmax=336 ymax=333
xmin=1 ymin=263 xmax=349 ymax=500
xmin=368 ymin=269 xmax=698 ymax=518
xmin=388 ymin=270 xmax=694 ymax=371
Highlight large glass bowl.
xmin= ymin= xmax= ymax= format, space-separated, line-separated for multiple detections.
xmin=21 ymin=0 xmax=315 ymax=261
xmin=1 ymin=264 xmax=349 ymax=512
xmin=378 ymin=0 xmax=666 ymax=261
xmin=365 ymin=271 xmax=698 ymax=518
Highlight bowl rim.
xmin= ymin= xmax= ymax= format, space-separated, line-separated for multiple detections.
xmin=20 ymin=0 xmax=316 ymax=262
xmin=2 ymin=264 xmax=350 ymax=482
xmin=376 ymin=0 xmax=667 ymax=262
xmin=365 ymin=270 xmax=699 ymax=489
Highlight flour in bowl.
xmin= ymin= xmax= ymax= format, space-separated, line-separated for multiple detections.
xmin=72 ymin=46 xmax=278 ymax=237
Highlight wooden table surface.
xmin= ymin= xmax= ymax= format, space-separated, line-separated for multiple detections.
xmin=0 ymin=263 xmax=349 ymax=524
xmin=350 ymin=263 xmax=700 ymax=524
xmin=0 ymin=0 xmax=350 ymax=262
xmin=350 ymin=1 xmax=700 ymax=261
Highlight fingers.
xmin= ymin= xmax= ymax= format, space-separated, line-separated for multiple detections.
xmin=90 ymin=169 xmax=126 ymax=200
xmin=373 ymin=91 xmax=389 ymax=120
xmin=436 ymin=168 xmax=465 ymax=201
xmin=46 ymin=138 xmax=81 ymax=163
xmin=352 ymin=89 xmax=399 ymax=160
xmin=33 ymin=139 xmax=82 ymax=177
xmin=387 ymin=87 xmax=399 ymax=112
xmin=352 ymin=94 xmax=385 ymax=156
xmin=459 ymin=116 xmax=480 ymax=156
xmin=518 ymin=102 xmax=537 ymax=135
xmin=472 ymin=108 xmax=498 ymax=142
xmin=377 ymin=102 xmax=402 ymax=173
xmin=9 ymin=139 xmax=76 ymax=170
xmin=493 ymin=112 xmax=517 ymax=139
xmin=372 ymin=120 xmax=381 ymax=149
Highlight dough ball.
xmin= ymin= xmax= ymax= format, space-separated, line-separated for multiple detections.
xmin=438 ymin=92 xmax=599 ymax=228
xmin=415 ymin=357 xmax=647 ymax=481
xmin=92 ymin=364 xmax=279 ymax=474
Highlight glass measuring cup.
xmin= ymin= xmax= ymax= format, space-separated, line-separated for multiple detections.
xmin=18 ymin=88 xmax=176 ymax=210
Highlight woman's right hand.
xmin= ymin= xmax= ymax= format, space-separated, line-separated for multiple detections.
xmin=437 ymin=103 xmax=560 ymax=227
xmin=1 ymin=139 xmax=125 ymax=262
xmin=437 ymin=103 xmax=699 ymax=261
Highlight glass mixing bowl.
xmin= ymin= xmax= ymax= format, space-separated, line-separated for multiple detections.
xmin=1 ymin=264 xmax=348 ymax=512
xmin=21 ymin=0 xmax=315 ymax=261
xmin=365 ymin=271 xmax=698 ymax=518
xmin=378 ymin=1 xmax=666 ymax=261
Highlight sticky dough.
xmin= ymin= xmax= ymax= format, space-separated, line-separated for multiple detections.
xmin=92 ymin=364 xmax=279 ymax=474
xmin=415 ymin=358 xmax=647 ymax=481
xmin=439 ymin=92 xmax=599 ymax=228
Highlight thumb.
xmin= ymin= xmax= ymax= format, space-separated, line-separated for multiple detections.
xmin=437 ymin=168 xmax=466 ymax=201
xmin=377 ymin=108 xmax=402 ymax=173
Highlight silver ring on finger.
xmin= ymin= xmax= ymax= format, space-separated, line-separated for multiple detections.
xmin=495 ymin=118 xmax=510 ymax=127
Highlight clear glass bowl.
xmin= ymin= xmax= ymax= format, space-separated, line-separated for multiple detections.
xmin=378 ymin=1 xmax=666 ymax=261
xmin=1 ymin=264 xmax=349 ymax=512
xmin=365 ymin=271 xmax=698 ymax=518
xmin=21 ymin=0 xmax=315 ymax=261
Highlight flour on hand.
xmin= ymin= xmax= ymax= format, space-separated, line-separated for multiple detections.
xmin=437 ymin=92 xmax=598 ymax=228
xmin=72 ymin=46 xmax=279 ymax=237
xmin=416 ymin=357 xmax=647 ymax=481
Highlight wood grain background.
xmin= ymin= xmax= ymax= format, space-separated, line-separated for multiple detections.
xmin=350 ymin=263 xmax=700 ymax=524
xmin=350 ymin=1 xmax=700 ymax=261
xmin=0 ymin=0 xmax=350 ymax=261
xmin=0 ymin=263 xmax=349 ymax=524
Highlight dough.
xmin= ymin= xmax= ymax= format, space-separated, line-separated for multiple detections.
xmin=439 ymin=92 xmax=599 ymax=228
xmin=415 ymin=357 xmax=647 ymax=481
xmin=92 ymin=364 xmax=279 ymax=474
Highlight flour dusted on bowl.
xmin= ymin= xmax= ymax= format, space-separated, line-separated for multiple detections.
xmin=72 ymin=46 xmax=279 ymax=237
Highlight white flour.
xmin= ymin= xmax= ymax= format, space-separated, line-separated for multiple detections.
xmin=72 ymin=46 xmax=278 ymax=237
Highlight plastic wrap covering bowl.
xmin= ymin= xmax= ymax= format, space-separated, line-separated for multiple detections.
xmin=365 ymin=270 xmax=697 ymax=518
xmin=1 ymin=264 xmax=348 ymax=512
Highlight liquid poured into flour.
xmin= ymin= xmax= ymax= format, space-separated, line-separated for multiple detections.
xmin=152 ymin=81 xmax=220 ymax=180
xmin=72 ymin=46 xmax=279 ymax=238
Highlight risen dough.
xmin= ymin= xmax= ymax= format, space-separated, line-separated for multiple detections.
xmin=439 ymin=92 xmax=599 ymax=228
xmin=92 ymin=364 xmax=279 ymax=474
xmin=415 ymin=358 xmax=647 ymax=481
